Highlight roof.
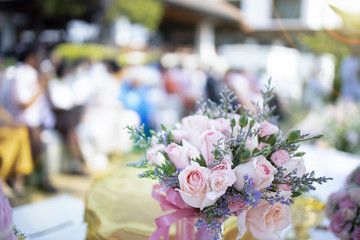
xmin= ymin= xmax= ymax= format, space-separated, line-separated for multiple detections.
xmin=160 ymin=0 xmax=251 ymax=32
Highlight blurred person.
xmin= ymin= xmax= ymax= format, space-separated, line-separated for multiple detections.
xmin=7 ymin=44 xmax=57 ymax=192
xmin=205 ymin=69 xmax=224 ymax=104
xmin=340 ymin=46 xmax=360 ymax=101
xmin=119 ymin=75 xmax=151 ymax=133
xmin=48 ymin=60 xmax=86 ymax=174
xmin=78 ymin=60 xmax=140 ymax=169
xmin=0 ymin=89 xmax=33 ymax=196
xmin=40 ymin=50 xmax=61 ymax=78
xmin=303 ymin=73 xmax=326 ymax=109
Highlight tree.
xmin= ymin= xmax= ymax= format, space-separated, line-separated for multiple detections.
xmin=105 ymin=0 xmax=164 ymax=30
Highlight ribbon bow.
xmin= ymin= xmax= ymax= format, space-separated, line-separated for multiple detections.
xmin=149 ymin=184 xmax=198 ymax=240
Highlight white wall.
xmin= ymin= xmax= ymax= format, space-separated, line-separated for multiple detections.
xmin=239 ymin=0 xmax=342 ymax=31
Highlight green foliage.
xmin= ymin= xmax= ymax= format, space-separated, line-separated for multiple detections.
xmin=300 ymin=32 xmax=350 ymax=57
xmin=36 ymin=0 xmax=91 ymax=18
xmin=254 ymin=78 xmax=276 ymax=122
xmin=197 ymin=87 xmax=241 ymax=119
xmin=106 ymin=0 xmax=164 ymax=29
xmin=126 ymin=124 xmax=152 ymax=149
xmin=300 ymin=32 xmax=351 ymax=101
xmin=54 ymin=43 xmax=161 ymax=64
xmin=55 ymin=44 xmax=115 ymax=62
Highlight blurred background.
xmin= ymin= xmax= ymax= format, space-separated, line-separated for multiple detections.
xmin=1 ymin=0 xmax=360 ymax=238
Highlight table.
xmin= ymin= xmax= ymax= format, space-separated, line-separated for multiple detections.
xmin=13 ymin=194 xmax=87 ymax=240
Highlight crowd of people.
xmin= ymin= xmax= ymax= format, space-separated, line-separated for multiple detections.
xmin=0 ymin=43 xmax=266 ymax=195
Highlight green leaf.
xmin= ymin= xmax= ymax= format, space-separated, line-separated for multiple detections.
xmin=240 ymin=149 xmax=252 ymax=162
xmin=231 ymin=118 xmax=236 ymax=129
xmin=286 ymin=130 xmax=301 ymax=142
xmin=161 ymin=124 xmax=167 ymax=131
xmin=291 ymin=191 xmax=303 ymax=198
xmin=294 ymin=152 xmax=306 ymax=157
xmin=267 ymin=134 xmax=278 ymax=146
xmin=239 ymin=113 xmax=248 ymax=128
xmin=314 ymin=134 xmax=323 ymax=139
xmin=260 ymin=147 xmax=272 ymax=157
xmin=139 ymin=169 xmax=155 ymax=179
xmin=194 ymin=155 xmax=207 ymax=167
xmin=163 ymin=160 xmax=176 ymax=175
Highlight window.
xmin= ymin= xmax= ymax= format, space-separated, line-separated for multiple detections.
xmin=272 ymin=0 xmax=301 ymax=19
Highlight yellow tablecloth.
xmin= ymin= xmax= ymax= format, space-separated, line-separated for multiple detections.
xmin=84 ymin=160 xmax=256 ymax=240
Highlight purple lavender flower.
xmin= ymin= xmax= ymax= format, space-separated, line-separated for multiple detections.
xmin=241 ymin=175 xmax=263 ymax=207
xmin=0 ymin=182 xmax=17 ymax=240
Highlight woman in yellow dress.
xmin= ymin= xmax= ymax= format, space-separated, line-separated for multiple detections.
xmin=0 ymin=103 xmax=33 ymax=193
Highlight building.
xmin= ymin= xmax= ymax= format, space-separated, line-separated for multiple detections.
xmin=222 ymin=0 xmax=342 ymax=47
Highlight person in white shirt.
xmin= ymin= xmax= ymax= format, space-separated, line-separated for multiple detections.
xmin=8 ymin=45 xmax=56 ymax=192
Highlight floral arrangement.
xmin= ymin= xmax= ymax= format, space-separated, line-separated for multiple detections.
xmin=326 ymin=167 xmax=360 ymax=240
xmin=298 ymin=100 xmax=360 ymax=156
xmin=128 ymin=82 xmax=331 ymax=240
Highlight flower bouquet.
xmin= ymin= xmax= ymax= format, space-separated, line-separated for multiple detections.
xmin=326 ymin=167 xmax=360 ymax=240
xmin=127 ymin=81 xmax=332 ymax=240
xmin=297 ymin=100 xmax=360 ymax=156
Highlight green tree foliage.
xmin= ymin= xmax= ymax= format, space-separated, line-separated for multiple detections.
xmin=300 ymin=32 xmax=350 ymax=101
xmin=36 ymin=0 xmax=91 ymax=18
xmin=105 ymin=0 xmax=164 ymax=29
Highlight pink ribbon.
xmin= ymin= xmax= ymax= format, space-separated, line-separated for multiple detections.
xmin=149 ymin=184 xmax=198 ymax=240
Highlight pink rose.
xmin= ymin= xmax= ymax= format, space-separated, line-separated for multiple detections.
xmin=234 ymin=156 xmax=278 ymax=191
xmin=146 ymin=144 xmax=166 ymax=165
xmin=210 ymin=118 xmax=232 ymax=135
xmin=228 ymin=198 xmax=246 ymax=213
xmin=245 ymin=136 xmax=258 ymax=150
xmin=180 ymin=115 xmax=211 ymax=148
xmin=283 ymin=157 xmax=306 ymax=177
xmin=270 ymin=150 xmax=289 ymax=167
xmin=206 ymin=160 xmax=236 ymax=202
xmin=200 ymin=129 xmax=225 ymax=165
xmin=177 ymin=162 xmax=211 ymax=209
xmin=259 ymin=121 xmax=279 ymax=137
xmin=277 ymin=184 xmax=291 ymax=191
xmin=182 ymin=139 xmax=201 ymax=160
xmin=172 ymin=129 xmax=191 ymax=143
xmin=237 ymin=200 xmax=291 ymax=240
xmin=210 ymin=158 xmax=235 ymax=182
xmin=166 ymin=143 xmax=190 ymax=169
xmin=166 ymin=141 xmax=201 ymax=169
xmin=258 ymin=142 xmax=269 ymax=150
xmin=181 ymin=115 xmax=211 ymax=133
